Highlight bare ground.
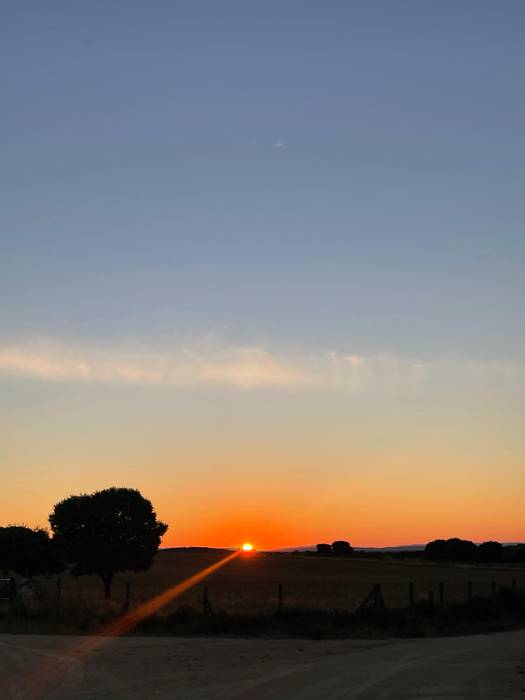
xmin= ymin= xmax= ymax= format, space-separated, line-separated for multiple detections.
xmin=1 ymin=630 xmax=525 ymax=699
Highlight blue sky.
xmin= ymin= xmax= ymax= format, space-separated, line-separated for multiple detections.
xmin=2 ymin=0 xmax=524 ymax=355
xmin=1 ymin=2 xmax=524 ymax=545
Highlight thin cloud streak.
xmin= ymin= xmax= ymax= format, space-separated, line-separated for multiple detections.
xmin=0 ymin=341 xmax=310 ymax=389
xmin=0 ymin=340 xmax=523 ymax=394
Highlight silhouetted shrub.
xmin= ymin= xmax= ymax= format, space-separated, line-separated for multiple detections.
xmin=424 ymin=539 xmax=447 ymax=560
xmin=316 ymin=543 xmax=332 ymax=555
xmin=331 ymin=540 xmax=354 ymax=557
xmin=424 ymin=538 xmax=477 ymax=562
xmin=0 ymin=525 xmax=64 ymax=578
xmin=478 ymin=541 xmax=502 ymax=562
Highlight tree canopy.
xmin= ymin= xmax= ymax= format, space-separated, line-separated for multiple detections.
xmin=478 ymin=541 xmax=503 ymax=562
xmin=49 ymin=487 xmax=168 ymax=598
xmin=316 ymin=543 xmax=332 ymax=555
xmin=331 ymin=540 xmax=354 ymax=556
xmin=424 ymin=538 xmax=502 ymax=562
xmin=0 ymin=525 xmax=63 ymax=578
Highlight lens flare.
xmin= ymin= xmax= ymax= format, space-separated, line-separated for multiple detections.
xmin=22 ymin=549 xmax=241 ymax=697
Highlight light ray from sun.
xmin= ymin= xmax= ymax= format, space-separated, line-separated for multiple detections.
xmin=23 ymin=549 xmax=241 ymax=698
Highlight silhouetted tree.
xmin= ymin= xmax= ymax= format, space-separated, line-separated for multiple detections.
xmin=316 ymin=543 xmax=332 ymax=555
xmin=424 ymin=539 xmax=448 ymax=560
xmin=49 ymin=488 xmax=168 ymax=599
xmin=0 ymin=526 xmax=63 ymax=578
xmin=447 ymin=538 xmax=477 ymax=561
xmin=478 ymin=541 xmax=502 ymax=562
xmin=331 ymin=540 xmax=354 ymax=556
xmin=425 ymin=538 xmax=477 ymax=562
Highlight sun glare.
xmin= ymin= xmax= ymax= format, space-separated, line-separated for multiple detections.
xmin=242 ymin=542 xmax=253 ymax=552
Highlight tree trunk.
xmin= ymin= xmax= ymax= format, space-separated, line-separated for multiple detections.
xmin=101 ymin=573 xmax=113 ymax=600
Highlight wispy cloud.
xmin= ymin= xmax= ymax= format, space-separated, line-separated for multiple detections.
xmin=0 ymin=339 xmax=523 ymax=395
xmin=0 ymin=341 xmax=309 ymax=389
xmin=326 ymin=351 xmax=431 ymax=395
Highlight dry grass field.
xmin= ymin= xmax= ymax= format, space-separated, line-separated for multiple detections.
xmin=37 ymin=549 xmax=525 ymax=614
xmin=2 ymin=549 xmax=525 ymax=638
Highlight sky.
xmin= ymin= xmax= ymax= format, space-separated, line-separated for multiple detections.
xmin=1 ymin=1 xmax=524 ymax=548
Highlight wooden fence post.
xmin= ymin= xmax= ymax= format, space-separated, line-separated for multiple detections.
xmin=123 ymin=581 xmax=131 ymax=612
xmin=373 ymin=584 xmax=386 ymax=612
xmin=55 ymin=577 xmax=62 ymax=609
xmin=439 ymin=582 xmax=444 ymax=610
xmin=491 ymin=581 xmax=496 ymax=597
xmin=278 ymin=583 xmax=283 ymax=611
xmin=9 ymin=577 xmax=16 ymax=602
xmin=428 ymin=590 xmax=434 ymax=607
xmin=356 ymin=584 xmax=386 ymax=616
xmin=467 ymin=581 xmax=473 ymax=603
xmin=409 ymin=581 xmax=414 ymax=611
xmin=203 ymin=586 xmax=213 ymax=616
xmin=512 ymin=579 xmax=517 ymax=590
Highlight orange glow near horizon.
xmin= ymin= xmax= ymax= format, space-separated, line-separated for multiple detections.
xmin=149 ymin=450 xmax=525 ymax=549
xmin=242 ymin=542 xmax=253 ymax=551
xmin=4 ymin=445 xmax=525 ymax=550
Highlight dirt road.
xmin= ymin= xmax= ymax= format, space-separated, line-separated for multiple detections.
xmin=1 ymin=630 xmax=524 ymax=698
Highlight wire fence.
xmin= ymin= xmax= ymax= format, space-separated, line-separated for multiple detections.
xmin=4 ymin=574 xmax=523 ymax=615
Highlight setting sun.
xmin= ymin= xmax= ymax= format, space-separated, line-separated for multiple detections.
xmin=242 ymin=542 xmax=253 ymax=552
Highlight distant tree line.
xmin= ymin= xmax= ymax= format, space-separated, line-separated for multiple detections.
xmin=311 ymin=537 xmax=525 ymax=563
xmin=316 ymin=540 xmax=354 ymax=556
xmin=424 ymin=538 xmax=525 ymax=563
xmin=0 ymin=487 xmax=167 ymax=599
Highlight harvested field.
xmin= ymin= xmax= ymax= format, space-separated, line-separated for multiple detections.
xmin=24 ymin=549 xmax=525 ymax=613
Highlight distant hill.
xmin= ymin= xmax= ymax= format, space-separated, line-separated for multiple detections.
xmin=357 ymin=545 xmax=426 ymax=552
xmin=161 ymin=546 xmax=234 ymax=553
xmin=162 ymin=543 xmax=523 ymax=554
xmin=273 ymin=544 xmax=426 ymax=553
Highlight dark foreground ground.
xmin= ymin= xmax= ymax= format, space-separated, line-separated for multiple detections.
xmin=1 ymin=630 xmax=524 ymax=699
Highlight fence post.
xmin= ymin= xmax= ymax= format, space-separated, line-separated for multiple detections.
xmin=373 ymin=584 xmax=385 ymax=612
xmin=467 ymin=581 xmax=473 ymax=603
xmin=428 ymin=590 xmax=434 ymax=607
xmin=9 ymin=577 xmax=16 ymax=602
xmin=439 ymin=582 xmax=444 ymax=610
xmin=55 ymin=577 xmax=62 ymax=609
xmin=512 ymin=579 xmax=517 ymax=590
xmin=491 ymin=581 xmax=496 ymax=598
xmin=203 ymin=586 xmax=213 ymax=616
xmin=409 ymin=581 xmax=414 ymax=611
xmin=278 ymin=583 xmax=283 ymax=611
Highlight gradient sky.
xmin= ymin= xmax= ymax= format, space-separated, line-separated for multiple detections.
xmin=1 ymin=1 xmax=525 ymax=548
